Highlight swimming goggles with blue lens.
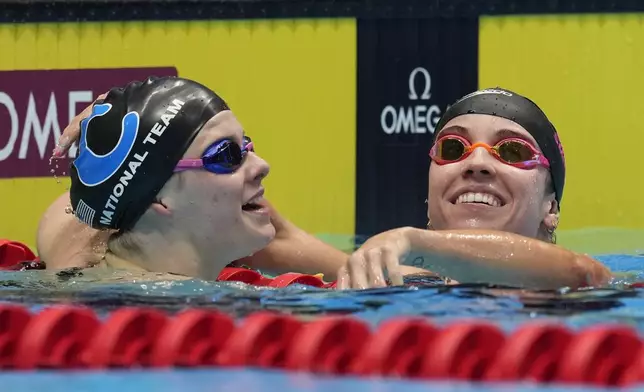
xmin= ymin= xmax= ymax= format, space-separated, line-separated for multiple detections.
xmin=174 ymin=136 xmax=254 ymax=174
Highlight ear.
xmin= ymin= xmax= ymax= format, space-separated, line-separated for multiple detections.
xmin=150 ymin=176 xmax=181 ymax=218
xmin=542 ymin=197 xmax=559 ymax=233
xmin=150 ymin=198 xmax=172 ymax=217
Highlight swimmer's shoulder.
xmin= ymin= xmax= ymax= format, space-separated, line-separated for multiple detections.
xmin=94 ymin=253 xmax=190 ymax=281
xmin=94 ymin=266 xmax=192 ymax=283
xmin=54 ymin=260 xmax=193 ymax=283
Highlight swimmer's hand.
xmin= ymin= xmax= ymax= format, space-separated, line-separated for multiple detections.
xmin=337 ymin=228 xmax=423 ymax=289
xmin=52 ymin=92 xmax=108 ymax=157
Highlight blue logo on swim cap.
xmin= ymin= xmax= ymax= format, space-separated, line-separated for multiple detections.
xmin=73 ymin=103 xmax=140 ymax=187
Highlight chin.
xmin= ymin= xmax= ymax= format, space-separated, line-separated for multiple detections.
xmin=247 ymin=221 xmax=276 ymax=252
xmin=444 ymin=217 xmax=506 ymax=232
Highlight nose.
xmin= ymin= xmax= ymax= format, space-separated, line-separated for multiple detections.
xmin=245 ymin=151 xmax=270 ymax=183
xmin=461 ymin=146 xmax=497 ymax=179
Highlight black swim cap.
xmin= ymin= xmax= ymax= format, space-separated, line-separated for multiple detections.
xmin=432 ymin=88 xmax=566 ymax=207
xmin=70 ymin=76 xmax=229 ymax=231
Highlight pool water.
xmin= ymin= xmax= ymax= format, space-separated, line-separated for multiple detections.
xmin=0 ymin=253 xmax=643 ymax=391
xmin=1 ymin=369 xmax=635 ymax=392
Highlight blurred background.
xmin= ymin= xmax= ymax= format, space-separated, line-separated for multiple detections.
xmin=1 ymin=0 xmax=643 ymax=255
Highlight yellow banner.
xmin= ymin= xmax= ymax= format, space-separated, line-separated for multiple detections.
xmin=0 ymin=19 xmax=357 ymax=250
xmin=479 ymin=14 xmax=644 ymax=231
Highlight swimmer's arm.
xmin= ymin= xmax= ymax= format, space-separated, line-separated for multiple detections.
xmin=236 ymin=201 xmax=349 ymax=280
xmin=403 ymin=228 xmax=611 ymax=290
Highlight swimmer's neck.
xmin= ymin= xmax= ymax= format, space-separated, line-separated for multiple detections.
xmin=102 ymin=246 xmax=228 ymax=281
xmin=98 ymin=252 xmax=191 ymax=281
xmin=102 ymin=252 xmax=148 ymax=272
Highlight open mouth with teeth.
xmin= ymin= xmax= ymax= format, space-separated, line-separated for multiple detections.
xmin=242 ymin=202 xmax=263 ymax=211
xmin=453 ymin=192 xmax=504 ymax=207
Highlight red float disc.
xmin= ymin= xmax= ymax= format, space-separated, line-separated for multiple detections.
xmin=556 ymin=325 xmax=643 ymax=386
xmin=0 ymin=305 xmax=31 ymax=368
xmin=268 ymin=273 xmax=325 ymax=288
xmin=85 ymin=308 xmax=168 ymax=368
xmin=485 ymin=323 xmax=572 ymax=382
xmin=286 ymin=317 xmax=370 ymax=375
xmin=353 ymin=318 xmax=438 ymax=377
xmin=216 ymin=267 xmax=262 ymax=285
xmin=0 ymin=241 xmax=36 ymax=269
xmin=422 ymin=322 xmax=505 ymax=380
xmin=218 ymin=312 xmax=302 ymax=368
xmin=151 ymin=309 xmax=234 ymax=367
xmin=14 ymin=306 xmax=99 ymax=369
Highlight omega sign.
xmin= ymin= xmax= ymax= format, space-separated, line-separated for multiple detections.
xmin=380 ymin=67 xmax=442 ymax=135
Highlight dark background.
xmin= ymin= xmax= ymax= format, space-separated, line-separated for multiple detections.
xmin=355 ymin=18 xmax=478 ymax=237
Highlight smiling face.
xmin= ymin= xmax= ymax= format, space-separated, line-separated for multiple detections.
xmin=158 ymin=110 xmax=275 ymax=264
xmin=427 ymin=113 xmax=558 ymax=239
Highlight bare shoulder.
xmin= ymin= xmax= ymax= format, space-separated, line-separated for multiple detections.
xmin=54 ymin=265 xmax=193 ymax=284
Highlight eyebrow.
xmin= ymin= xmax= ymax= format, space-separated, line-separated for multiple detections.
xmin=495 ymin=128 xmax=531 ymax=140
xmin=439 ymin=125 xmax=531 ymax=141
xmin=438 ymin=125 xmax=469 ymax=137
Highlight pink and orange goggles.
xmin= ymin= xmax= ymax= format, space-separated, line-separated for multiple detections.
xmin=429 ymin=134 xmax=550 ymax=169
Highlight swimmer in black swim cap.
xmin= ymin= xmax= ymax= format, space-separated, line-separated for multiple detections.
xmin=427 ymin=87 xmax=565 ymax=241
xmin=69 ymin=76 xmax=275 ymax=279
xmin=339 ymin=88 xmax=611 ymax=290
